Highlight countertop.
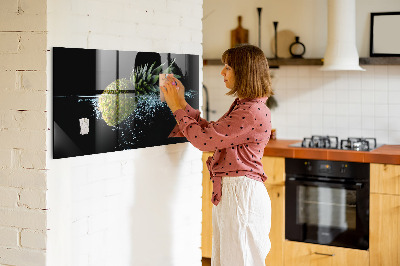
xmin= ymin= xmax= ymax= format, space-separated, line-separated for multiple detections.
xmin=263 ymin=139 xmax=400 ymax=165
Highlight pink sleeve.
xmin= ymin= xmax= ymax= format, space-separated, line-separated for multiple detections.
xmin=169 ymin=104 xmax=210 ymax=137
xmin=172 ymin=106 xmax=256 ymax=152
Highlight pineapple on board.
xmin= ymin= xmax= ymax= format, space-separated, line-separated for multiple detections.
xmin=97 ymin=78 xmax=135 ymax=127
xmin=131 ymin=58 xmax=181 ymax=97
xmin=98 ymin=58 xmax=181 ymax=127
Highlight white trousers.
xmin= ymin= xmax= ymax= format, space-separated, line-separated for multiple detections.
xmin=212 ymin=176 xmax=271 ymax=266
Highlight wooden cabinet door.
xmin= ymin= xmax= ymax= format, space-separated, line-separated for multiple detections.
xmin=370 ymin=163 xmax=400 ymax=195
xmin=284 ymin=241 xmax=369 ymax=266
xmin=202 ymin=152 xmax=213 ymax=258
xmin=264 ymin=184 xmax=284 ymax=266
xmin=262 ymin=156 xmax=285 ymax=186
xmin=370 ymin=193 xmax=400 ymax=266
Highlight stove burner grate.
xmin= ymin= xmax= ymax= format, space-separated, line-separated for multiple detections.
xmin=301 ymin=135 xmax=339 ymax=149
xmin=298 ymin=136 xmax=378 ymax=151
xmin=340 ymin=137 xmax=377 ymax=151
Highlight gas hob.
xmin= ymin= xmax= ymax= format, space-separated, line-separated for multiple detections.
xmin=289 ymin=135 xmax=383 ymax=151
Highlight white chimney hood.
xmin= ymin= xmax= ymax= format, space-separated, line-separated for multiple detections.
xmin=320 ymin=0 xmax=365 ymax=71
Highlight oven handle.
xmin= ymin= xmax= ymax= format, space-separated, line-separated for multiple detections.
xmin=286 ymin=177 xmax=364 ymax=189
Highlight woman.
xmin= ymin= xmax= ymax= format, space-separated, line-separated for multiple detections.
xmin=161 ymin=44 xmax=273 ymax=266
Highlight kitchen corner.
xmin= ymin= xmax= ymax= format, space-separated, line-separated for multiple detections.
xmin=202 ymin=140 xmax=400 ymax=265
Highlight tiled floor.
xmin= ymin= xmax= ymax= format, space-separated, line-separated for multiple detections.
xmin=202 ymin=257 xmax=211 ymax=266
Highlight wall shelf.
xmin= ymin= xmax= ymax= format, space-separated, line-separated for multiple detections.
xmin=203 ymin=57 xmax=400 ymax=67
xmin=359 ymin=57 xmax=400 ymax=65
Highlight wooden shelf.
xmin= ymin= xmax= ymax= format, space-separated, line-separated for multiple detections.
xmin=268 ymin=58 xmax=322 ymax=67
xmin=203 ymin=58 xmax=323 ymax=67
xmin=203 ymin=57 xmax=400 ymax=67
xmin=359 ymin=57 xmax=400 ymax=65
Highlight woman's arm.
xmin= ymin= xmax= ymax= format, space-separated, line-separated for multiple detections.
xmin=162 ymin=76 xmax=211 ymax=137
xmin=172 ymin=106 xmax=257 ymax=152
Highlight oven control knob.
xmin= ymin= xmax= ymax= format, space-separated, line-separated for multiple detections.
xmin=340 ymin=164 xmax=347 ymax=174
xmin=304 ymin=161 xmax=312 ymax=171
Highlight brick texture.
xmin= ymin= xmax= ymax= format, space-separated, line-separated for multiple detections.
xmin=0 ymin=0 xmax=48 ymax=265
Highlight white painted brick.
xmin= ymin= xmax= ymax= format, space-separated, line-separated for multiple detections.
xmin=19 ymin=189 xmax=46 ymax=209
xmin=20 ymin=32 xmax=47 ymax=54
xmin=180 ymin=16 xmax=202 ymax=30
xmin=104 ymin=178 xmax=123 ymax=196
xmin=191 ymin=31 xmax=203 ymax=44
xmin=135 ymin=24 xmax=170 ymax=41
xmin=0 ymin=71 xmax=16 ymax=91
xmin=0 ymin=110 xmax=47 ymax=131
xmin=0 ymin=33 xmax=20 ymax=54
xmin=0 ymin=33 xmax=47 ymax=71
xmin=20 ymin=149 xmax=46 ymax=170
xmin=166 ymin=0 xmax=192 ymax=14
xmin=0 ymin=187 xmax=19 ymax=208
xmin=0 ymin=129 xmax=46 ymax=150
xmin=128 ymin=0 xmax=166 ymax=14
xmin=0 ymin=169 xmax=47 ymax=189
xmin=87 ymin=211 xmax=109 ymax=234
xmin=0 ymin=0 xmax=18 ymax=13
xmin=0 ymin=90 xmax=46 ymax=111
xmin=150 ymin=11 xmax=181 ymax=27
xmin=71 ymin=218 xmax=88 ymax=237
xmin=0 ymin=247 xmax=45 ymax=266
xmin=87 ymin=33 xmax=124 ymax=51
xmin=0 ymin=149 xmax=11 ymax=169
xmin=0 ymin=227 xmax=19 ymax=247
xmin=179 ymin=41 xmax=202 ymax=55
xmin=0 ymin=51 xmax=46 ymax=71
xmin=0 ymin=13 xmax=46 ymax=32
xmin=20 ymin=229 xmax=46 ymax=249
xmin=16 ymin=70 xmax=47 ymax=91
xmin=87 ymin=2 xmax=124 ymax=22
xmin=19 ymin=0 xmax=47 ymax=15
xmin=121 ymin=37 xmax=153 ymax=54
xmin=189 ymin=3 xmax=203 ymax=19
xmin=10 ymin=148 xmax=22 ymax=169
xmin=0 ymin=207 xmax=46 ymax=230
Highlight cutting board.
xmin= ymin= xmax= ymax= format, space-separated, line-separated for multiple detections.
xmin=231 ymin=16 xmax=249 ymax=48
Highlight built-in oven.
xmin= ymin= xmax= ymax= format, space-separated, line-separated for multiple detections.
xmin=285 ymin=158 xmax=369 ymax=250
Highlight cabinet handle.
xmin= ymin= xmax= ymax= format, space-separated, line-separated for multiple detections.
xmin=314 ymin=252 xmax=335 ymax=257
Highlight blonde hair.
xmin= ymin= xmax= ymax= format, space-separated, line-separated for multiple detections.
xmin=221 ymin=44 xmax=273 ymax=99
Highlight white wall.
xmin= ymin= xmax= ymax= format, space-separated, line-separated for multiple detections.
xmin=0 ymin=0 xmax=48 ymax=265
xmin=203 ymin=0 xmax=400 ymax=58
xmin=203 ymin=0 xmax=400 ymax=145
xmin=46 ymin=0 xmax=203 ymax=266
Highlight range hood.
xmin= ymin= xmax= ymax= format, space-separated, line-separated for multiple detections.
xmin=320 ymin=0 xmax=365 ymax=71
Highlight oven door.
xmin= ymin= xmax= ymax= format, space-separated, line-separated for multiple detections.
xmin=285 ymin=177 xmax=369 ymax=250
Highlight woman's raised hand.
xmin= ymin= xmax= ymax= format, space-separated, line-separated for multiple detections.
xmin=160 ymin=76 xmax=186 ymax=113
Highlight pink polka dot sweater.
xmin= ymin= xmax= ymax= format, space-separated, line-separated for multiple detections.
xmin=169 ymin=97 xmax=272 ymax=206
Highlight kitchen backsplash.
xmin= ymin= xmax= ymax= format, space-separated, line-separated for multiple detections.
xmin=203 ymin=65 xmax=400 ymax=144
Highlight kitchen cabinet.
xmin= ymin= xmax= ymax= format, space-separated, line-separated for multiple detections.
xmin=261 ymin=156 xmax=285 ymax=266
xmin=370 ymin=163 xmax=400 ymax=195
xmin=370 ymin=163 xmax=400 ymax=266
xmin=201 ymin=152 xmax=213 ymax=258
xmin=201 ymin=154 xmax=286 ymax=265
xmin=284 ymin=241 xmax=369 ymax=266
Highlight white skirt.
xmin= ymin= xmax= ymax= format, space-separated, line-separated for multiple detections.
xmin=212 ymin=176 xmax=271 ymax=266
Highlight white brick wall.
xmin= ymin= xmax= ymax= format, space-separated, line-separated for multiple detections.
xmin=0 ymin=0 xmax=48 ymax=265
xmin=2 ymin=0 xmax=203 ymax=265
xmin=46 ymin=1 xmax=203 ymax=266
